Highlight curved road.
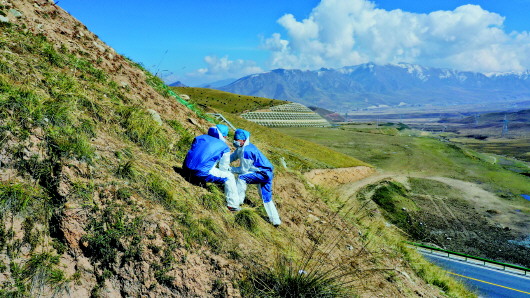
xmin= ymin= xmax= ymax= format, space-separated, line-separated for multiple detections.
xmin=421 ymin=252 xmax=530 ymax=297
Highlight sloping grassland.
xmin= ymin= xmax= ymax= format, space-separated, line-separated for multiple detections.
xmin=0 ymin=1 xmax=471 ymax=296
xmin=173 ymin=87 xmax=288 ymax=114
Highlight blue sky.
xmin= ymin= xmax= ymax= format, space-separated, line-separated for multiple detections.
xmin=58 ymin=0 xmax=530 ymax=86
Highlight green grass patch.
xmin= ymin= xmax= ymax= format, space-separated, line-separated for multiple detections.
xmin=119 ymin=106 xmax=172 ymax=156
xmin=198 ymin=185 xmax=225 ymax=210
xmin=279 ymin=126 xmax=530 ymax=194
xmin=0 ymin=182 xmax=43 ymax=215
xmin=167 ymin=119 xmax=194 ymax=160
xmin=0 ymin=252 xmax=66 ymax=296
xmin=172 ymin=87 xmax=288 ymax=114
xmin=115 ymin=160 xmax=137 ymax=180
xmin=368 ymin=180 xmax=419 ymax=229
xmin=144 ymin=173 xmax=177 ymax=210
xmin=234 ymin=208 xmax=261 ymax=233
xmin=0 ymin=84 xmax=43 ymax=128
xmin=47 ymin=126 xmax=95 ymax=162
xmin=178 ymin=214 xmax=224 ymax=251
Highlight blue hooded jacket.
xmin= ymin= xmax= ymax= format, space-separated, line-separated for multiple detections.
xmin=183 ymin=127 xmax=230 ymax=175
xmin=231 ymin=129 xmax=274 ymax=175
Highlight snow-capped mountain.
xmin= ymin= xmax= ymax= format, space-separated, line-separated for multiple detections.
xmin=218 ymin=63 xmax=530 ymax=111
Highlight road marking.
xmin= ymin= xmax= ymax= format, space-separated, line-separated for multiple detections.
xmin=448 ymin=272 xmax=530 ymax=295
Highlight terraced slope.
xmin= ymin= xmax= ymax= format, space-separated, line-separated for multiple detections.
xmin=241 ymin=103 xmax=331 ymax=127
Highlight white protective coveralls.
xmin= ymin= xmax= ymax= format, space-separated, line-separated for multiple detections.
xmin=231 ymin=129 xmax=281 ymax=225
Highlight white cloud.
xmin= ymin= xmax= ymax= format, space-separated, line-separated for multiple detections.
xmin=264 ymin=0 xmax=530 ymax=73
xmin=185 ymin=56 xmax=263 ymax=85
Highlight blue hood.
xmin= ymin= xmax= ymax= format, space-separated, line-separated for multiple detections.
xmin=216 ymin=124 xmax=229 ymax=137
xmin=234 ymin=129 xmax=250 ymax=140
xmin=208 ymin=126 xmax=225 ymax=141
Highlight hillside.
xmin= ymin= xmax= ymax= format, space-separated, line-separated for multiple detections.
xmin=279 ymin=126 xmax=530 ymax=267
xmin=218 ymin=64 xmax=530 ymax=112
xmin=0 ymin=1 xmax=472 ymax=297
xmin=172 ymin=87 xmax=288 ymax=114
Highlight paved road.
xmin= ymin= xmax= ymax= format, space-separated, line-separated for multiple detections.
xmin=422 ymin=252 xmax=530 ymax=297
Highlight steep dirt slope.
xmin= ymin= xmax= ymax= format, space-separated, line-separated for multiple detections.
xmin=0 ymin=1 xmax=472 ymax=297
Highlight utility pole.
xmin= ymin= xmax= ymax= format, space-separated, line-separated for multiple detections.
xmin=474 ymin=114 xmax=480 ymax=126
xmin=501 ymin=114 xmax=509 ymax=137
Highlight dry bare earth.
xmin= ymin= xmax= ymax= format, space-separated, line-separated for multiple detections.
xmin=304 ymin=166 xmax=375 ymax=187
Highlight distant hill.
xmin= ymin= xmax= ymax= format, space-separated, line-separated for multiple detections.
xmin=168 ymin=80 xmax=187 ymax=87
xmin=172 ymin=87 xmax=288 ymax=114
xmin=199 ymin=78 xmax=236 ymax=88
xmin=218 ymin=63 xmax=530 ymax=112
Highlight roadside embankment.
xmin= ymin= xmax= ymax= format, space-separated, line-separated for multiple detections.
xmin=303 ymin=166 xmax=376 ymax=187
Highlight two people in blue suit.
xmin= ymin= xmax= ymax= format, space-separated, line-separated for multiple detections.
xmin=183 ymin=125 xmax=281 ymax=226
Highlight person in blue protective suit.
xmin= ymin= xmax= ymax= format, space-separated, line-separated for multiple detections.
xmin=183 ymin=124 xmax=240 ymax=210
xmin=230 ymin=129 xmax=281 ymax=226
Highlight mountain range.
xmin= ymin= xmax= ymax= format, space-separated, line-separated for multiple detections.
xmin=217 ymin=63 xmax=530 ymax=112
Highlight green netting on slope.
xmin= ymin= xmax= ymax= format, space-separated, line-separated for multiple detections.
xmin=164 ymin=86 xmax=215 ymax=123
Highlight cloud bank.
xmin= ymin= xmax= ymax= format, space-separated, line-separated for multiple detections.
xmin=184 ymin=56 xmax=263 ymax=85
xmin=264 ymin=0 xmax=530 ymax=73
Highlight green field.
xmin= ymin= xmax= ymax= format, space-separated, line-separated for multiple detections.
xmin=277 ymin=125 xmax=530 ymax=196
xmin=224 ymin=114 xmax=370 ymax=171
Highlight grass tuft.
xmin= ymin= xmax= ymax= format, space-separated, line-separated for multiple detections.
xmin=115 ymin=160 xmax=137 ymax=180
xmin=234 ymin=208 xmax=261 ymax=233
xmin=46 ymin=126 xmax=95 ymax=161
xmin=81 ymin=204 xmax=142 ymax=269
xmin=242 ymin=257 xmax=354 ymax=297
xmin=0 ymin=182 xmax=39 ymax=214
xmin=198 ymin=192 xmax=225 ymax=211
xmin=119 ymin=106 xmax=171 ymax=156
xmin=145 ymin=173 xmax=176 ymax=210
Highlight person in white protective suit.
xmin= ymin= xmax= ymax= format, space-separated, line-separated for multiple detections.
xmin=230 ymin=129 xmax=281 ymax=226
xmin=182 ymin=124 xmax=240 ymax=210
